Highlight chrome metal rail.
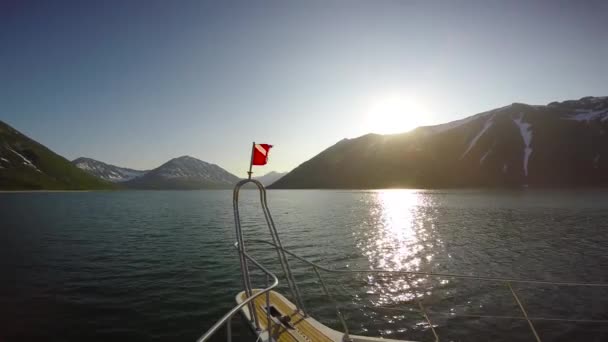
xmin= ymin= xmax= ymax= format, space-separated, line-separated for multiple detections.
xmin=197 ymin=179 xmax=608 ymax=342
xmin=247 ymin=239 xmax=608 ymax=342
xmin=196 ymin=246 xmax=279 ymax=342
xmin=197 ymin=238 xmax=608 ymax=342
xmin=232 ymin=179 xmax=306 ymax=318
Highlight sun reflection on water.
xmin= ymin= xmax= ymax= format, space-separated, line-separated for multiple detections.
xmin=355 ymin=189 xmax=446 ymax=306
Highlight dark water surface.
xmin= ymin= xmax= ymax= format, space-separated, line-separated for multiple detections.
xmin=2 ymin=190 xmax=608 ymax=342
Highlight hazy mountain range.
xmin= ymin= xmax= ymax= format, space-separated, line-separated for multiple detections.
xmin=71 ymin=156 xmax=285 ymax=189
xmin=2 ymin=96 xmax=607 ymax=190
xmin=0 ymin=119 xmax=284 ymax=190
xmin=253 ymin=171 xmax=286 ymax=186
xmin=271 ymin=96 xmax=608 ymax=189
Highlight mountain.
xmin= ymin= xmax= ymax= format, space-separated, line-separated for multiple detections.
xmin=73 ymin=157 xmax=147 ymax=182
xmin=255 ymin=171 xmax=287 ymax=186
xmin=124 ymin=155 xmax=239 ymax=189
xmin=0 ymin=120 xmax=114 ymax=190
xmin=270 ymin=96 xmax=608 ymax=189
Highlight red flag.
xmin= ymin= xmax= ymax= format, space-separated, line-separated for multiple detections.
xmin=252 ymin=144 xmax=272 ymax=165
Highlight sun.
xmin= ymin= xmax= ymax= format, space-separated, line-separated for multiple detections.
xmin=366 ymin=93 xmax=427 ymax=134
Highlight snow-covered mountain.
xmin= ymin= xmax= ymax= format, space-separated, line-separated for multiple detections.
xmin=72 ymin=157 xmax=147 ymax=182
xmin=124 ymin=155 xmax=239 ymax=189
xmin=255 ymin=171 xmax=287 ymax=186
xmin=272 ymin=96 xmax=608 ymax=189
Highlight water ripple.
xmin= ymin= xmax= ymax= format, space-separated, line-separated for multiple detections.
xmin=1 ymin=190 xmax=608 ymax=341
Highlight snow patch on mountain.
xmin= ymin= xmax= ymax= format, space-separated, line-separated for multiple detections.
xmin=120 ymin=169 xmax=144 ymax=180
xmin=73 ymin=157 xmax=146 ymax=182
xmin=124 ymin=155 xmax=240 ymax=189
xmin=513 ymin=114 xmax=533 ymax=177
xmin=563 ymin=108 xmax=608 ymax=122
xmin=160 ymin=157 xmax=212 ymax=177
xmin=7 ymin=146 xmax=41 ymax=172
xmin=76 ymin=162 xmax=93 ymax=171
xmin=154 ymin=156 xmax=238 ymax=184
xmin=461 ymin=115 xmax=495 ymax=159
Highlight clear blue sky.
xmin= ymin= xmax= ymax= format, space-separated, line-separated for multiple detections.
xmin=1 ymin=0 xmax=607 ymax=176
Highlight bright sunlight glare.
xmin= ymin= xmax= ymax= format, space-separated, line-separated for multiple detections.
xmin=366 ymin=93 xmax=428 ymax=134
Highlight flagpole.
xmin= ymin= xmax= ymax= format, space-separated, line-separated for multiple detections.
xmin=247 ymin=142 xmax=254 ymax=179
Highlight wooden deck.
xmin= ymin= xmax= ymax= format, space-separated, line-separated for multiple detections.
xmin=239 ymin=290 xmax=335 ymax=342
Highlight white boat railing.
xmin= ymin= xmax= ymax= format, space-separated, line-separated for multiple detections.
xmin=197 ymin=239 xmax=608 ymax=342
xmin=196 ymin=246 xmax=279 ymax=342
xmin=196 ymin=178 xmax=608 ymax=342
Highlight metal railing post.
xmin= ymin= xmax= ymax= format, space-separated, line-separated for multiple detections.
xmin=402 ymin=274 xmax=439 ymax=342
xmin=507 ymin=281 xmax=542 ymax=342
xmin=197 ymin=248 xmax=279 ymax=342
xmin=199 ymin=239 xmax=608 ymax=342
xmin=233 ymin=181 xmax=258 ymax=329
xmin=266 ymin=274 xmax=272 ymax=340
xmin=233 ymin=178 xmax=306 ymax=316
xmin=312 ymin=266 xmax=352 ymax=342
xmin=257 ymin=181 xmax=307 ymax=315
xmin=226 ymin=317 xmax=232 ymax=342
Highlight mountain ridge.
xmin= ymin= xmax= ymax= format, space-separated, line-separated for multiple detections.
xmin=0 ymin=120 xmax=115 ymax=190
xmin=254 ymin=171 xmax=287 ymax=186
xmin=123 ymin=155 xmax=240 ymax=189
xmin=73 ymin=156 xmax=288 ymax=189
xmin=4 ymin=95 xmax=607 ymax=190
xmin=270 ymin=96 xmax=608 ymax=189
xmin=73 ymin=157 xmax=147 ymax=183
